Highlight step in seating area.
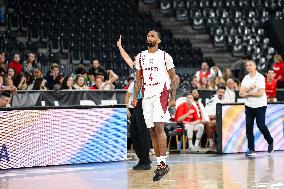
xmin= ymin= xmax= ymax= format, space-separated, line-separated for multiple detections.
xmin=1 ymin=0 xmax=213 ymax=81
xmin=157 ymin=0 xmax=283 ymax=69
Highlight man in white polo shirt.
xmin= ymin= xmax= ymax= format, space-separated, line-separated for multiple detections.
xmin=239 ymin=60 xmax=274 ymax=156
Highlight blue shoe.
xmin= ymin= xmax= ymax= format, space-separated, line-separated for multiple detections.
xmin=245 ymin=150 xmax=256 ymax=157
xmin=268 ymin=143 xmax=274 ymax=154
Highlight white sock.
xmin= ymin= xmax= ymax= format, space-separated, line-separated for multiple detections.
xmin=160 ymin=156 xmax=167 ymax=165
xmin=188 ymin=139 xmax=193 ymax=148
xmin=209 ymin=139 xmax=213 ymax=146
xmin=156 ymin=157 xmax=161 ymax=165
xmin=195 ymin=139 xmax=200 ymax=147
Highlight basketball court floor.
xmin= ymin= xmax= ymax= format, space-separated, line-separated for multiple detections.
xmin=1 ymin=152 xmax=284 ymax=189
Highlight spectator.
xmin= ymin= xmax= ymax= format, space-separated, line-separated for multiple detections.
xmin=199 ymin=77 xmax=210 ymax=90
xmin=7 ymin=67 xmax=15 ymax=79
xmin=0 ymin=75 xmax=15 ymax=107
xmin=191 ymin=89 xmax=214 ymax=150
xmin=175 ymin=93 xmax=204 ymax=151
xmin=0 ymin=77 xmax=17 ymax=94
xmin=8 ymin=53 xmax=23 ymax=74
xmin=7 ymin=67 xmax=21 ymax=88
xmin=205 ymin=85 xmax=226 ymax=150
xmin=23 ymin=53 xmax=40 ymax=76
xmin=222 ymin=67 xmax=233 ymax=82
xmin=123 ymin=76 xmax=134 ymax=89
xmin=195 ymin=62 xmax=211 ymax=81
xmin=44 ymin=63 xmax=60 ymax=89
xmin=265 ymin=69 xmax=277 ymax=102
xmin=60 ymin=75 xmax=74 ymax=90
xmin=272 ymin=54 xmax=284 ymax=88
xmin=224 ymin=78 xmax=236 ymax=103
xmin=208 ymin=66 xmax=222 ymax=81
xmin=0 ymin=51 xmax=6 ymax=69
xmin=209 ymin=76 xmax=222 ymax=90
xmin=18 ymin=72 xmax=33 ymax=90
xmin=32 ymin=78 xmax=47 ymax=90
xmin=73 ymin=75 xmax=89 ymax=90
xmin=33 ymin=68 xmax=44 ymax=79
xmin=53 ymin=74 xmax=65 ymax=90
xmin=189 ymin=76 xmax=200 ymax=91
xmin=90 ymin=73 xmax=116 ymax=90
xmin=231 ymin=54 xmax=250 ymax=81
xmin=88 ymin=58 xmax=107 ymax=78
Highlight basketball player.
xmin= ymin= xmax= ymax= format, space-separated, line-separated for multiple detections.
xmin=132 ymin=30 xmax=177 ymax=181
xmin=240 ymin=60 xmax=274 ymax=156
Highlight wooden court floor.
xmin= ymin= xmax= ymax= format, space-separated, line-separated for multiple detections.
xmin=1 ymin=152 xmax=284 ymax=189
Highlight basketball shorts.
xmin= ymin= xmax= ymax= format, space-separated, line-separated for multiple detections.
xmin=142 ymin=90 xmax=171 ymax=128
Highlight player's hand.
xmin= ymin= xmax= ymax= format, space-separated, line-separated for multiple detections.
xmin=117 ymin=35 xmax=122 ymax=48
xmin=131 ymin=98 xmax=138 ymax=107
xmin=168 ymin=98 xmax=176 ymax=107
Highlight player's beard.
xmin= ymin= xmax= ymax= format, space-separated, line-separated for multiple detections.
xmin=147 ymin=41 xmax=155 ymax=47
xmin=194 ymin=97 xmax=199 ymax=101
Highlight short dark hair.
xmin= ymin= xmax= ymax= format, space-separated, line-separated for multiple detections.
xmin=91 ymin=58 xmax=100 ymax=64
xmin=217 ymin=84 xmax=226 ymax=91
xmin=149 ymin=30 xmax=161 ymax=39
xmin=267 ymin=68 xmax=274 ymax=73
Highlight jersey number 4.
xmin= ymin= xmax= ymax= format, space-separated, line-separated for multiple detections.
xmin=149 ymin=73 xmax=153 ymax=81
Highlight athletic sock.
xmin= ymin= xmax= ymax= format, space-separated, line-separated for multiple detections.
xmin=209 ymin=139 xmax=213 ymax=146
xmin=188 ymin=139 xmax=193 ymax=148
xmin=160 ymin=156 xmax=167 ymax=165
xmin=156 ymin=157 xmax=161 ymax=165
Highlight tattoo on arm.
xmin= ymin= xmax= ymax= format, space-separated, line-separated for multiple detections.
xmin=168 ymin=68 xmax=177 ymax=100
xmin=134 ymin=70 xmax=142 ymax=99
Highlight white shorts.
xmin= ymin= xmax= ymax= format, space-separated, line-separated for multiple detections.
xmin=142 ymin=93 xmax=170 ymax=128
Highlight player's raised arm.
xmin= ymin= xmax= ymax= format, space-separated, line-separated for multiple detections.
xmin=117 ymin=35 xmax=134 ymax=69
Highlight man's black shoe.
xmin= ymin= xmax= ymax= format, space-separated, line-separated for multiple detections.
xmin=133 ymin=163 xmax=151 ymax=170
xmin=268 ymin=143 xmax=274 ymax=154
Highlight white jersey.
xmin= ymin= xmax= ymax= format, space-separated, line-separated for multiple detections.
xmin=241 ymin=72 xmax=267 ymax=108
xmin=135 ymin=49 xmax=174 ymax=98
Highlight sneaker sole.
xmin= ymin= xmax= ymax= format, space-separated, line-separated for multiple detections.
xmin=153 ymin=168 xmax=170 ymax=182
xmin=268 ymin=150 xmax=274 ymax=155
xmin=245 ymin=154 xmax=256 ymax=157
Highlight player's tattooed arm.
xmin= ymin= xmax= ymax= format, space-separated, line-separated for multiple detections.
xmin=167 ymin=68 xmax=177 ymax=100
xmin=132 ymin=69 xmax=142 ymax=107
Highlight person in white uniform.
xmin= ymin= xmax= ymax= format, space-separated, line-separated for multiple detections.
xmin=224 ymin=78 xmax=236 ymax=103
xmin=239 ymin=60 xmax=274 ymax=156
xmin=132 ymin=30 xmax=177 ymax=181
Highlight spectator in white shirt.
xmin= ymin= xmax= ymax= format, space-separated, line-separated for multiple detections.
xmin=204 ymin=85 xmax=226 ymax=150
xmin=224 ymin=78 xmax=236 ymax=103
